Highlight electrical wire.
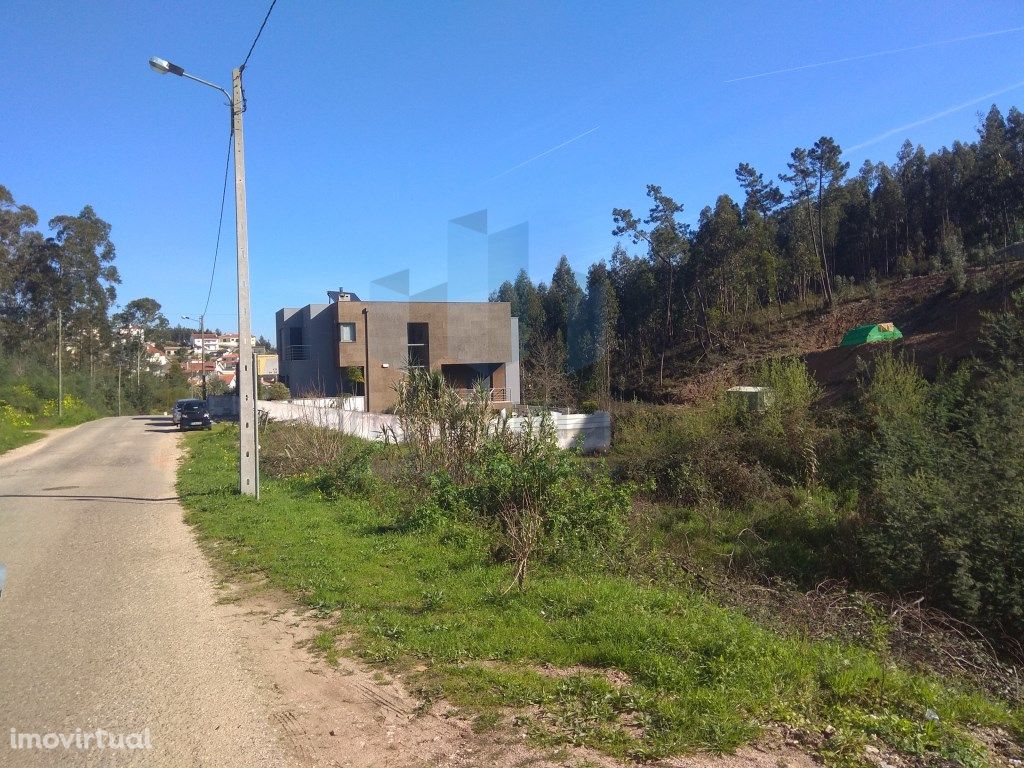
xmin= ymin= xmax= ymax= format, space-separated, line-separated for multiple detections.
xmin=202 ymin=131 xmax=234 ymax=319
xmin=200 ymin=0 xmax=273 ymax=316
xmin=239 ymin=0 xmax=278 ymax=72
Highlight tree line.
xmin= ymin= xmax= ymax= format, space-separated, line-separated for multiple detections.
xmin=494 ymin=104 xmax=1024 ymax=403
xmin=0 ymin=184 xmax=186 ymax=412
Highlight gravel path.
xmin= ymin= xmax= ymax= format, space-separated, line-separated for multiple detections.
xmin=0 ymin=416 xmax=294 ymax=767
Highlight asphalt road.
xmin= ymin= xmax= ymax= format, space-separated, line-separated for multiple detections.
xmin=0 ymin=417 xmax=294 ymax=767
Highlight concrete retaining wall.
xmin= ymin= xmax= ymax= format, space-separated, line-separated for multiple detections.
xmin=251 ymin=398 xmax=612 ymax=452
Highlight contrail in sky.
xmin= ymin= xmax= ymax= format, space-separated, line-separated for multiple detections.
xmin=725 ymin=26 xmax=1024 ymax=83
xmin=846 ymin=78 xmax=1024 ymax=153
xmin=489 ymin=126 xmax=599 ymax=180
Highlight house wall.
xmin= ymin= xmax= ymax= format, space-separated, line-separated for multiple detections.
xmin=277 ymin=300 xmax=520 ymax=411
xmin=506 ymin=317 xmax=521 ymax=405
xmin=336 ymin=301 xmax=515 ymax=412
xmin=276 ymin=304 xmax=340 ymax=396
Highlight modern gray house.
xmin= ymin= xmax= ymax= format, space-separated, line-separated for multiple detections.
xmin=276 ymin=292 xmax=520 ymax=412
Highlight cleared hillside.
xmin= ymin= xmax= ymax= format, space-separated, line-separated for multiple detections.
xmin=659 ymin=261 xmax=1024 ymax=405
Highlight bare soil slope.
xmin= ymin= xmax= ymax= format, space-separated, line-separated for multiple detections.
xmin=662 ymin=264 xmax=1024 ymax=405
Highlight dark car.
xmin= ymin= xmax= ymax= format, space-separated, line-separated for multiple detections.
xmin=171 ymin=398 xmax=189 ymax=425
xmin=177 ymin=399 xmax=212 ymax=431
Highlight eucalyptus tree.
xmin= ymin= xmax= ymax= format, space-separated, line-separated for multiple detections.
xmin=613 ymin=185 xmax=693 ymax=381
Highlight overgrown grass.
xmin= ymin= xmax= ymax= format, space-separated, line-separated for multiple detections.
xmin=0 ymin=375 xmax=103 ymax=455
xmin=0 ymin=418 xmax=43 ymax=454
xmin=179 ymin=426 xmax=1022 ymax=766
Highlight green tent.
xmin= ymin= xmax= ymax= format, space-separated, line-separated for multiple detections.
xmin=840 ymin=322 xmax=903 ymax=347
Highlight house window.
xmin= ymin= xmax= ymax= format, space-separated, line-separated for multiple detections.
xmin=338 ymin=322 xmax=356 ymax=343
xmin=407 ymin=322 xmax=429 ymax=369
xmin=289 ymin=327 xmax=303 ymax=346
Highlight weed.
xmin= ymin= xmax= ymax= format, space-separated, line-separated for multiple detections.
xmin=178 ymin=427 xmax=1022 ymax=765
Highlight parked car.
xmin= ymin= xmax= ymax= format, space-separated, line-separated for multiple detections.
xmin=176 ymin=399 xmax=212 ymax=431
xmin=170 ymin=399 xmax=192 ymax=425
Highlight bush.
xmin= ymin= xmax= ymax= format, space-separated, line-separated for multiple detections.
xmin=968 ymin=272 xmax=992 ymax=294
xmin=0 ymin=383 xmax=42 ymax=414
xmin=0 ymin=403 xmax=31 ymax=429
xmin=434 ymin=418 xmax=630 ymax=589
xmin=259 ymin=381 xmax=291 ymax=400
xmin=752 ymin=356 xmax=823 ymax=486
xmin=608 ymin=359 xmax=845 ymax=583
xmin=612 ymin=358 xmax=824 ymax=506
xmin=833 ymin=274 xmax=855 ymax=302
xmin=41 ymin=393 xmax=98 ymax=425
xmin=261 ymin=418 xmax=380 ymax=498
xmin=866 ymin=270 xmax=880 ymax=301
xmin=309 ymin=442 xmax=380 ymax=499
xmin=391 ymin=367 xmax=493 ymax=482
xmin=389 ymin=370 xmax=629 ymax=589
xmin=856 ymin=347 xmax=1024 ymax=641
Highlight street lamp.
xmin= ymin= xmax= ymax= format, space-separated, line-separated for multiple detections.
xmin=182 ymin=314 xmax=208 ymax=401
xmin=150 ymin=56 xmax=259 ymax=499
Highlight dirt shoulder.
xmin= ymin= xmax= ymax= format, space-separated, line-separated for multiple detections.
xmin=214 ymin=581 xmax=820 ymax=768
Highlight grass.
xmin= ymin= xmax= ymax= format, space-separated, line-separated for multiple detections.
xmin=178 ymin=426 xmax=1023 ymax=766
xmin=0 ymin=418 xmax=44 ymax=454
xmin=0 ymin=411 xmax=102 ymax=456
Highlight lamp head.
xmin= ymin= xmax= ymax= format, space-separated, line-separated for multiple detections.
xmin=149 ymin=57 xmax=185 ymax=76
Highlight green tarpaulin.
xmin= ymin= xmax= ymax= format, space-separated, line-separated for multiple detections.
xmin=840 ymin=323 xmax=903 ymax=347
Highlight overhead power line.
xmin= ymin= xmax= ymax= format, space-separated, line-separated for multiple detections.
xmin=240 ymin=0 xmax=279 ymax=72
xmin=202 ymin=131 xmax=234 ymax=318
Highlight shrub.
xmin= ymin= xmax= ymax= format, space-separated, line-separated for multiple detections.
xmin=389 ymin=370 xmax=630 ymax=589
xmin=752 ymin=356 xmax=823 ymax=486
xmin=261 ymin=418 xmax=380 ymax=497
xmin=866 ymin=270 xmax=880 ymax=301
xmin=938 ymin=224 xmax=967 ymax=291
xmin=609 ymin=359 xmax=847 ymax=584
xmin=259 ymin=381 xmax=291 ymax=400
xmin=967 ymin=272 xmax=992 ymax=294
xmin=391 ymin=367 xmax=493 ymax=482
xmin=0 ymin=403 xmax=32 ymax=429
xmin=0 ymin=383 xmax=42 ymax=414
xmin=856 ymin=346 xmax=1024 ymax=641
xmin=612 ymin=359 xmax=824 ymax=507
xmin=439 ymin=417 xmax=630 ymax=589
xmin=309 ymin=441 xmax=380 ymax=499
xmin=41 ymin=393 xmax=98 ymax=425
xmin=833 ymin=275 xmax=855 ymax=302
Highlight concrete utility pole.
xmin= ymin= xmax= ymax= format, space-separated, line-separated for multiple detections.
xmin=200 ymin=315 xmax=207 ymax=402
xmin=149 ymin=56 xmax=259 ymax=497
xmin=57 ymin=308 xmax=63 ymax=419
xmin=231 ymin=67 xmax=259 ymax=498
xmin=183 ymin=314 xmax=209 ymax=402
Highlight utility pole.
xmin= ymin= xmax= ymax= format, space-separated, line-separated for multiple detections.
xmin=232 ymin=67 xmax=259 ymax=498
xmin=117 ymin=363 xmax=122 ymax=417
xmin=149 ymin=55 xmax=259 ymax=498
xmin=182 ymin=314 xmax=209 ymax=401
xmin=199 ymin=315 xmax=208 ymax=402
xmin=57 ymin=308 xmax=63 ymax=419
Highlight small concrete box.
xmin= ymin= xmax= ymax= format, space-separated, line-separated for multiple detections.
xmin=727 ymin=385 xmax=774 ymax=412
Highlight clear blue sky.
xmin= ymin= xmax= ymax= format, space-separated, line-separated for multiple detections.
xmin=3 ymin=1 xmax=1023 ymax=338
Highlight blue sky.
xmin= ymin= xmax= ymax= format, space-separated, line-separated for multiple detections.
xmin=3 ymin=1 xmax=1023 ymax=338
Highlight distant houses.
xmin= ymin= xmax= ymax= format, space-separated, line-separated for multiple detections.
xmin=127 ymin=331 xmax=276 ymax=393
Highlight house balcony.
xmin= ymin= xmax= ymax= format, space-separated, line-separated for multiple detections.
xmin=453 ymin=387 xmax=509 ymax=404
xmin=284 ymin=344 xmax=311 ymax=361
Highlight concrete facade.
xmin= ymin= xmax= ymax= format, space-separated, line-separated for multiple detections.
xmin=274 ymin=304 xmax=338 ymax=396
xmin=277 ymin=298 xmax=521 ymax=411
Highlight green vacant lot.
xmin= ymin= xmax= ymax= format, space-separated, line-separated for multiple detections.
xmin=178 ymin=427 xmax=1022 ymax=767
